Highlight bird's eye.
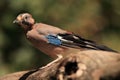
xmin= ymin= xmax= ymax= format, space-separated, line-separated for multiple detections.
xmin=25 ymin=16 xmax=29 ymax=19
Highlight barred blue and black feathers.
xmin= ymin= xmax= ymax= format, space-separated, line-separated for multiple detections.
xmin=46 ymin=33 xmax=117 ymax=52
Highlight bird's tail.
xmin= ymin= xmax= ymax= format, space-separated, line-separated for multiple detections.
xmin=75 ymin=35 xmax=117 ymax=52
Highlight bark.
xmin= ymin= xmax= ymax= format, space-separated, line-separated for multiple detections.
xmin=0 ymin=50 xmax=120 ymax=80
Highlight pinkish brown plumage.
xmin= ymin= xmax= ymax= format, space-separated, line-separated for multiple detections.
xmin=13 ymin=13 xmax=117 ymax=59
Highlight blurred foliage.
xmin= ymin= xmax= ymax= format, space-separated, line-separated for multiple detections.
xmin=0 ymin=0 xmax=120 ymax=76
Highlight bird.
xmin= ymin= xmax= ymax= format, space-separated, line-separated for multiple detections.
xmin=13 ymin=13 xmax=117 ymax=67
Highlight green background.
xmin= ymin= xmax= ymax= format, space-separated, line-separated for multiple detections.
xmin=0 ymin=0 xmax=120 ymax=76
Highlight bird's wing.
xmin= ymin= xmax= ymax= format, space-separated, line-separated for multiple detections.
xmin=45 ymin=33 xmax=117 ymax=52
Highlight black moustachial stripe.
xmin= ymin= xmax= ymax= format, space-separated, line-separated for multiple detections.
xmin=22 ymin=20 xmax=32 ymax=27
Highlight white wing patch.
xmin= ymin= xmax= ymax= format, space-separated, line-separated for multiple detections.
xmin=72 ymin=35 xmax=79 ymax=40
xmin=57 ymin=35 xmax=73 ymax=43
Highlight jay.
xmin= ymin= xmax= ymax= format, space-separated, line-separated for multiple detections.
xmin=13 ymin=13 xmax=117 ymax=66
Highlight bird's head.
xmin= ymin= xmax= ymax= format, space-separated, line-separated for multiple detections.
xmin=13 ymin=13 xmax=35 ymax=30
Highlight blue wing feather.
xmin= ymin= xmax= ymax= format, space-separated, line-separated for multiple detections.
xmin=46 ymin=35 xmax=62 ymax=46
xmin=45 ymin=33 xmax=117 ymax=53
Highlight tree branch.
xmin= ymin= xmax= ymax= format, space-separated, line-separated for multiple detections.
xmin=0 ymin=50 xmax=120 ymax=80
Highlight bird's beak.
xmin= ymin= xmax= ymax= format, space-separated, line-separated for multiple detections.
xmin=13 ymin=19 xmax=18 ymax=24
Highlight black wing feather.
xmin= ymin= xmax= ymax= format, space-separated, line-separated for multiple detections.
xmin=58 ymin=33 xmax=117 ymax=52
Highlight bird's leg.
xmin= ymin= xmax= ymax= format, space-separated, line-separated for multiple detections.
xmin=39 ymin=54 xmax=63 ymax=69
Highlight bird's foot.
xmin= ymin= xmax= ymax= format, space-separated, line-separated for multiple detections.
xmin=39 ymin=55 xmax=63 ymax=70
